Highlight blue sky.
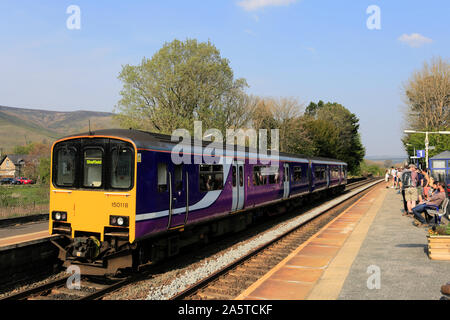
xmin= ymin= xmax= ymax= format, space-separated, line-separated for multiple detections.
xmin=0 ymin=0 xmax=448 ymax=157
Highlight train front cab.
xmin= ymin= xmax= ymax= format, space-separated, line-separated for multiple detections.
xmin=49 ymin=136 xmax=137 ymax=275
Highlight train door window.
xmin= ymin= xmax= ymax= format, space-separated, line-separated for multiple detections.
xmin=174 ymin=165 xmax=183 ymax=192
xmin=83 ymin=148 xmax=103 ymax=188
xmin=293 ymin=167 xmax=302 ymax=183
xmin=239 ymin=166 xmax=244 ymax=187
xmin=55 ymin=147 xmax=77 ymax=187
xmin=232 ymin=166 xmax=237 ymax=187
xmin=199 ymin=165 xmax=223 ymax=191
xmin=157 ymin=163 xmax=168 ymax=192
xmin=110 ymin=148 xmax=133 ymax=189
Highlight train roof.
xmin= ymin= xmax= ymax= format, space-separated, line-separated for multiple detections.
xmin=59 ymin=128 xmax=347 ymax=165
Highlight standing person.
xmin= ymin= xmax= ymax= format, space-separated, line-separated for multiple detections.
xmin=396 ymin=168 xmax=403 ymax=191
xmin=402 ymin=164 xmax=419 ymax=215
xmin=385 ymin=169 xmax=390 ymax=188
xmin=417 ymin=169 xmax=425 ymax=203
xmin=412 ymin=181 xmax=446 ymax=227
xmin=391 ymin=167 xmax=397 ymax=189
xmin=398 ymin=168 xmax=408 ymax=214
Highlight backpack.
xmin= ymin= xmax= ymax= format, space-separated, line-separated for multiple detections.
xmin=402 ymin=171 xmax=412 ymax=188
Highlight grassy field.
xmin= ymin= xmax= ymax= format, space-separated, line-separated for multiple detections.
xmin=0 ymin=184 xmax=49 ymax=219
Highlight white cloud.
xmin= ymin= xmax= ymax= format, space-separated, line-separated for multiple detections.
xmin=238 ymin=0 xmax=298 ymax=11
xmin=398 ymin=33 xmax=433 ymax=48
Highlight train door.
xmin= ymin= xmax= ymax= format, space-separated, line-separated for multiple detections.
xmin=283 ymin=163 xmax=290 ymax=199
xmin=167 ymin=164 xmax=187 ymax=229
xmin=231 ymin=161 xmax=245 ymax=211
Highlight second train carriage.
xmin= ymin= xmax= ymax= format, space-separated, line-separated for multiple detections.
xmin=49 ymin=129 xmax=347 ymax=274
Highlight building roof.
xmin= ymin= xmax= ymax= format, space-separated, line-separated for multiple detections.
xmin=0 ymin=154 xmax=30 ymax=166
xmin=430 ymin=150 xmax=450 ymax=160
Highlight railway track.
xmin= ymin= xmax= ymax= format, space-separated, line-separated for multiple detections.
xmin=171 ymin=178 xmax=381 ymax=300
xmin=1 ymin=274 xmax=138 ymax=300
xmin=1 ymin=178 xmax=379 ymax=300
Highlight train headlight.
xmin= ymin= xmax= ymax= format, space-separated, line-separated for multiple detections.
xmin=52 ymin=211 xmax=67 ymax=221
xmin=110 ymin=215 xmax=129 ymax=227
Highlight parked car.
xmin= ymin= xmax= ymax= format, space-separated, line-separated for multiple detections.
xmin=11 ymin=178 xmax=22 ymax=185
xmin=0 ymin=178 xmax=14 ymax=185
xmin=16 ymin=177 xmax=34 ymax=185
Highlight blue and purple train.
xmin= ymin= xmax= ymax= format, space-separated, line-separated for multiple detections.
xmin=49 ymin=129 xmax=347 ymax=274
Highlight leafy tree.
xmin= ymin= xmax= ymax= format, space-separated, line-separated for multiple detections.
xmin=303 ymin=101 xmax=365 ymax=174
xmin=402 ymin=56 xmax=449 ymax=131
xmin=38 ymin=157 xmax=51 ymax=184
xmin=115 ymin=38 xmax=251 ymax=135
xmin=402 ymin=57 xmax=450 ymax=158
xmin=250 ymin=97 xmax=315 ymax=155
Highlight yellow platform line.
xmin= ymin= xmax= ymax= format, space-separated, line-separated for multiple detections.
xmin=0 ymin=230 xmax=50 ymax=247
xmin=235 ymin=185 xmax=380 ymax=300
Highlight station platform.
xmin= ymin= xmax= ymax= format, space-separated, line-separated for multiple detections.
xmin=236 ymin=184 xmax=450 ymax=300
xmin=0 ymin=221 xmax=49 ymax=248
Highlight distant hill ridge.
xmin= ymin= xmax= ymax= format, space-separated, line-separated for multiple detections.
xmin=0 ymin=105 xmax=117 ymax=151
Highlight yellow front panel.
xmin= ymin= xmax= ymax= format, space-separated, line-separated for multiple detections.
xmin=50 ymin=188 xmax=136 ymax=242
xmin=49 ymin=135 xmax=138 ymax=243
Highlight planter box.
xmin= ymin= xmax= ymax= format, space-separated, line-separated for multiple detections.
xmin=428 ymin=235 xmax=450 ymax=260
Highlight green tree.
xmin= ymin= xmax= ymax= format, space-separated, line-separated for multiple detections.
xmin=402 ymin=57 xmax=450 ymax=157
xmin=250 ymin=97 xmax=315 ymax=155
xmin=38 ymin=157 xmax=51 ymax=184
xmin=303 ymin=101 xmax=365 ymax=174
xmin=115 ymin=38 xmax=251 ymax=135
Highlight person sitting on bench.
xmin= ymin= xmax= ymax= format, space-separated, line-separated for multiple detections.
xmin=412 ymin=182 xmax=446 ymax=227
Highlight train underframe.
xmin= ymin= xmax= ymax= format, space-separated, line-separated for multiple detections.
xmin=52 ymin=185 xmax=345 ymax=276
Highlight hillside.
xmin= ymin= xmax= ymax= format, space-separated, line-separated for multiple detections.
xmin=0 ymin=105 xmax=118 ymax=151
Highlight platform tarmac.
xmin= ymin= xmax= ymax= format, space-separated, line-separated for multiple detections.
xmin=0 ymin=221 xmax=49 ymax=248
xmin=237 ymin=184 xmax=450 ymax=300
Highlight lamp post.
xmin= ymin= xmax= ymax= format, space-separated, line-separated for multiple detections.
xmin=404 ymin=130 xmax=450 ymax=169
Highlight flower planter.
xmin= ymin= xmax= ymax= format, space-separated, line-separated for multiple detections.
xmin=428 ymin=235 xmax=450 ymax=260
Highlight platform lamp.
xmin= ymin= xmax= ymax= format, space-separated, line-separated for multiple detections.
xmin=404 ymin=130 xmax=450 ymax=169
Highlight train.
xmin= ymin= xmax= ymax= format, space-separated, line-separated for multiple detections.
xmin=49 ymin=129 xmax=347 ymax=275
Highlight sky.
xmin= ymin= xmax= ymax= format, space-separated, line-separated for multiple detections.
xmin=0 ymin=0 xmax=448 ymax=157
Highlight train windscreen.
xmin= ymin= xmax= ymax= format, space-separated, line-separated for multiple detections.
xmin=52 ymin=138 xmax=134 ymax=191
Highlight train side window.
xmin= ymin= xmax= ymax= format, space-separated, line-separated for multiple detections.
xmin=232 ymin=166 xmax=237 ymax=187
xmin=174 ymin=165 xmax=183 ymax=192
xmin=83 ymin=148 xmax=103 ymax=188
xmin=314 ymin=167 xmax=325 ymax=181
xmin=293 ymin=167 xmax=302 ymax=183
xmin=157 ymin=163 xmax=168 ymax=193
xmin=253 ymin=166 xmax=266 ymax=186
xmin=199 ymin=164 xmax=223 ymax=192
xmin=267 ymin=167 xmax=279 ymax=184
